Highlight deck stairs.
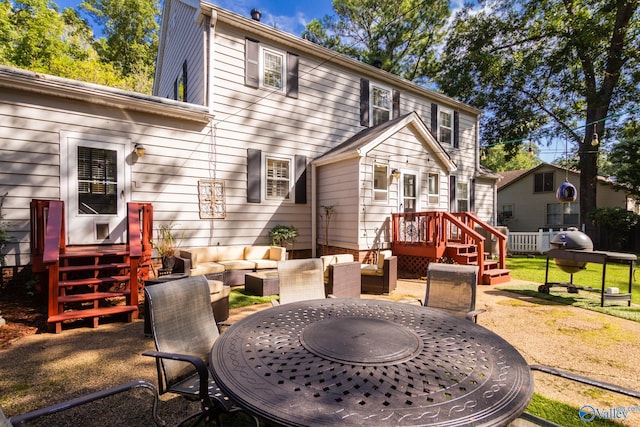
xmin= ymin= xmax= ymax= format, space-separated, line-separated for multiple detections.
xmin=392 ymin=211 xmax=511 ymax=285
xmin=444 ymin=243 xmax=511 ymax=285
xmin=30 ymin=200 xmax=153 ymax=333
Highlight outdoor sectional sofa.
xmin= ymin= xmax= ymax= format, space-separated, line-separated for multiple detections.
xmin=360 ymin=250 xmax=397 ymax=295
xmin=177 ymin=245 xmax=286 ymax=286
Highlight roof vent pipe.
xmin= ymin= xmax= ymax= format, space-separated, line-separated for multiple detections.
xmin=251 ymin=8 xmax=262 ymax=21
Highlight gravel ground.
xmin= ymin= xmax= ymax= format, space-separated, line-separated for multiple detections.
xmin=1 ymin=279 xmax=639 ymax=426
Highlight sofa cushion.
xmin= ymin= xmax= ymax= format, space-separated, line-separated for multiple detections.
xmin=252 ymin=259 xmax=278 ymax=269
xmin=244 ymin=246 xmax=271 ymax=260
xmin=270 ymin=246 xmax=286 ymax=261
xmin=218 ymin=260 xmax=255 ymax=270
xmin=181 ymin=247 xmax=218 ymax=267
xmin=321 ymin=254 xmax=355 ymax=280
xmin=191 ymin=262 xmax=225 ymax=276
xmin=217 ymin=246 xmax=246 ymax=262
xmin=361 ymin=264 xmax=384 ymax=276
xmin=378 ymin=250 xmax=392 ymax=269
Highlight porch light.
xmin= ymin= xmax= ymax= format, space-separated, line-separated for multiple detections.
xmin=134 ymin=144 xmax=146 ymax=158
xmin=391 ymin=169 xmax=401 ymax=180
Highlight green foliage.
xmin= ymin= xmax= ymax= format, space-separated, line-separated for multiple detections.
xmin=589 ymin=207 xmax=640 ymax=251
xmin=268 ymin=225 xmax=298 ymax=247
xmin=525 ymin=393 xmax=622 ymax=427
xmin=481 ymin=143 xmax=541 ymax=172
xmin=301 ymin=0 xmax=449 ymax=83
xmin=608 ymin=121 xmax=640 ymax=200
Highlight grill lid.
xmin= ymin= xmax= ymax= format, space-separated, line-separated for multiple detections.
xmin=551 ymin=227 xmax=594 ymax=251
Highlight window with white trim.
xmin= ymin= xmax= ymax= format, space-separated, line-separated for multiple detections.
xmin=456 ymin=181 xmax=468 ymax=212
xmin=402 ymin=173 xmax=417 ymax=212
xmin=261 ymin=47 xmax=285 ymax=91
xmin=371 ymin=84 xmax=392 ymax=126
xmin=428 ymin=173 xmax=439 ymax=204
xmin=439 ymin=108 xmax=453 ymax=144
xmin=547 ymin=203 xmax=579 ymax=226
xmin=373 ymin=164 xmax=388 ymax=202
xmin=265 ymin=156 xmax=292 ymax=200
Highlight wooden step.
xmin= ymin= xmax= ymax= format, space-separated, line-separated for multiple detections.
xmin=483 ymin=260 xmax=499 ymax=270
xmin=482 ymin=269 xmax=511 ymax=285
xmin=58 ymin=291 xmax=130 ymax=304
xmin=48 ymin=306 xmax=138 ymax=333
xmin=59 ymin=263 xmax=129 ymax=273
xmin=58 ymin=276 xmax=130 ymax=287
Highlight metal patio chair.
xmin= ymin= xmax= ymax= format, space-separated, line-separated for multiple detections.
xmin=3 ymin=380 xmax=163 ymax=426
xmin=423 ymin=263 xmax=485 ymax=322
xmin=142 ymin=275 xmax=257 ymax=426
xmin=273 ymin=258 xmax=329 ymax=306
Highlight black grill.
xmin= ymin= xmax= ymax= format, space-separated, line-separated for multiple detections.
xmin=550 ymin=227 xmax=594 ymax=273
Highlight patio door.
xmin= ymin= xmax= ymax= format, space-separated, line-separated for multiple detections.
xmin=61 ymin=132 xmax=130 ymax=245
xmin=400 ymin=171 xmax=418 ymax=213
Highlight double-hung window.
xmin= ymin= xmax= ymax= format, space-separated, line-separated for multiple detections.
xmin=534 ymin=172 xmax=554 ymax=193
xmin=547 ymin=203 xmax=579 ymax=226
xmin=456 ymin=181 xmax=469 ymax=212
xmin=265 ymin=156 xmax=291 ymax=201
xmin=371 ymin=84 xmax=392 ymax=126
xmin=373 ymin=164 xmax=388 ymax=202
xmin=439 ymin=108 xmax=453 ymax=144
xmin=261 ymin=47 xmax=285 ymax=91
xmin=428 ymin=173 xmax=439 ymax=204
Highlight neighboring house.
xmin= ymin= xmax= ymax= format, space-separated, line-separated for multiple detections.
xmin=0 ymin=3 xmax=495 ymax=272
xmin=497 ymin=163 xmax=638 ymax=233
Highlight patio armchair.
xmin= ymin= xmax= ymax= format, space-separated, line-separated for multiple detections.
xmin=360 ymin=250 xmax=397 ymax=294
xmin=421 ymin=263 xmax=485 ymax=322
xmin=2 ymin=380 xmax=163 ymax=426
xmin=273 ymin=258 xmax=329 ymax=305
xmin=142 ymin=275 xmax=257 ymax=426
xmin=321 ymin=254 xmax=361 ymax=298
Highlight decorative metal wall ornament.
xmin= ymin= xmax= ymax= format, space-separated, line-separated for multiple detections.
xmin=198 ymin=179 xmax=226 ymax=219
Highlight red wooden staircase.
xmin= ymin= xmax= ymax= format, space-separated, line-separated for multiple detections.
xmin=391 ymin=211 xmax=510 ymax=285
xmin=30 ymin=200 xmax=153 ymax=333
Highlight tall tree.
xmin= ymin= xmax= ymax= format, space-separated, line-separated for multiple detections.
xmin=302 ymin=0 xmax=449 ymax=83
xmin=608 ymin=120 xmax=640 ymax=200
xmin=481 ymin=144 xmax=541 ymax=172
xmin=0 ymin=0 xmax=136 ymax=89
xmin=437 ymin=0 xmax=639 ymax=239
xmin=80 ymin=0 xmax=159 ymax=88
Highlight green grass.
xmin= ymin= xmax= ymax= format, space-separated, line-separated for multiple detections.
xmin=229 ymin=289 xmax=274 ymax=309
xmin=501 ymin=255 xmax=640 ymax=322
xmin=525 ymin=393 xmax=624 ymax=426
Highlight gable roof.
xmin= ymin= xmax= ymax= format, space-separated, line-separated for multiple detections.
xmin=169 ymin=2 xmax=480 ymax=116
xmin=497 ymin=163 xmax=619 ymax=191
xmin=313 ymin=112 xmax=456 ymax=172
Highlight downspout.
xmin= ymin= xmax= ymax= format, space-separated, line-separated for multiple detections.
xmin=311 ymin=163 xmax=317 ymax=257
xmin=206 ymin=10 xmax=218 ymax=114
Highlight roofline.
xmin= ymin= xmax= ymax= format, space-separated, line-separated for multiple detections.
xmin=200 ymin=3 xmax=481 ymax=116
xmin=0 ymin=66 xmax=213 ymax=123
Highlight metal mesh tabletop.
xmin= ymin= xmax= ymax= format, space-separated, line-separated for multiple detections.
xmin=210 ymin=298 xmax=533 ymax=426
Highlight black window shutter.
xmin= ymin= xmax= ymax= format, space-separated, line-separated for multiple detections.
xmin=245 ymin=38 xmax=260 ymax=88
xmin=392 ymin=89 xmax=400 ymax=118
xmin=470 ymin=179 xmax=476 ymax=212
xmin=431 ymin=103 xmax=438 ymax=137
xmin=449 ymin=175 xmax=456 ymax=211
xmin=453 ymin=111 xmax=459 ymax=148
xmin=286 ymin=52 xmax=299 ymax=99
xmin=294 ymin=155 xmax=307 ymax=204
xmin=360 ymin=78 xmax=369 ymax=126
xmin=247 ymin=149 xmax=261 ymax=203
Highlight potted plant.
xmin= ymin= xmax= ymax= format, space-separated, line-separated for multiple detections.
xmin=269 ymin=225 xmax=298 ymax=256
xmin=153 ymin=223 xmax=179 ymax=272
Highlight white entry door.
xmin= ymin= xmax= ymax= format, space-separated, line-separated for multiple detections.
xmin=400 ymin=171 xmax=418 ymax=213
xmin=62 ymin=132 xmax=130 ymax=245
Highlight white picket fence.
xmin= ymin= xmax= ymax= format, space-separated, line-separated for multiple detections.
xmin=507 ymin=229 xmax=564 ymax=254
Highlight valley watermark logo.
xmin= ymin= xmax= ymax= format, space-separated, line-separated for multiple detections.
xmin=579 ymin=405 xmax=640 ymax=423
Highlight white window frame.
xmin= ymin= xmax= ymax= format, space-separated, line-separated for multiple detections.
xmin=502 ymin=204 xmax=514 ymax=219
xmin=260 ymin=46 xmax=286 ymax=91
xmin=428 ymin=173 xmax=439 ymax=205
xmin=264 ymin=155 xmax=293 ymax=201
xmin=438 ymin=107 xmax=453 ymax=144
xmin=370 ymin=83 xmax=393 ymax=126
xmin=373 ymin=163 xmax=389 ymax=203
xmin=547 ymin=202 xmax=579 ymax=226
xmin=456 ymin=181 xmax=469 ymax=212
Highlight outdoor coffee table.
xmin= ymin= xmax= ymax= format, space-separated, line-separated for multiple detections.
xmin=244 ymin=270 xmax=279 ymax=296
xmin=210 ymin=298 xmax=533 ymax=426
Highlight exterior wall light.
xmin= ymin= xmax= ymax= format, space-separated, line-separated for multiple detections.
xmin=391 ymin=169 xmax=401 ymax=180
xmin=134 ymin=143 xmax=146 ymax=158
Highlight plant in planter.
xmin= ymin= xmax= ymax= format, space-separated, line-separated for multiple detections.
xmin=269 ymin=225 xmax=298 ymax=256
xmin=152 ymin=223 xmax=179 ymax=272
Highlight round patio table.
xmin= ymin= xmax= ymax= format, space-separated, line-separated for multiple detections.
xmin=210 ymin=298 xmax=533 ymax=426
